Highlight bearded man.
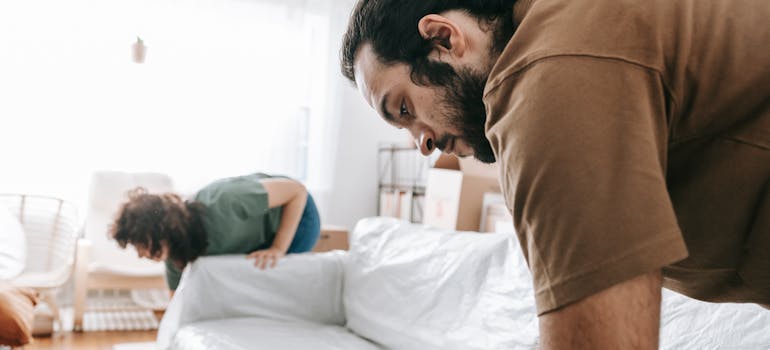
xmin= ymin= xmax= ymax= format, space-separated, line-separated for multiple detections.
xmin=341 ymin=0 xmax=770 ymax=348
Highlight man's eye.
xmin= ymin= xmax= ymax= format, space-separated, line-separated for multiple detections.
xmin=399 ymin=100 xmax=410 ymax=116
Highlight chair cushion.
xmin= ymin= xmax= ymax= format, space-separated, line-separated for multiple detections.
xmin=0 ymin=283 xmax=37 ymax=347
xmin=0 ymin=204 xmax=25 ymax=280
xmin=343 ymin=217 xmax=539 ymax=350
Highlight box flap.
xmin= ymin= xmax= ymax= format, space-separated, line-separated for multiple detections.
xmin=433 ymin=153 xmax=460 ymax=170
xmin=458 ymin=157 xmax=498 ymax=179
xmin=433 ymin=154 xmax=498 ymax=179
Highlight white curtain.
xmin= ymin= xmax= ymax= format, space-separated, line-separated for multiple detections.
xmin=0 ymin=0 xmax=337 ymax=210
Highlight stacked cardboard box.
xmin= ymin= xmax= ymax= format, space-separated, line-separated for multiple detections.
xmin=312 ymin=225 xmax=349 ymax=252
xmin=480 ymin=192 xmax=514 ymax=233
xmin=423 ymin=155 xmax=503 ymax=232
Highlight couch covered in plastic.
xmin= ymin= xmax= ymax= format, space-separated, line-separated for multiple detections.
xmin=157 ymin=217 xmax=770 ymax=350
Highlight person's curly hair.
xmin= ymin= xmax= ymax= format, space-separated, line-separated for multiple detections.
xmin=110 ymin=187 xmax=208 ymax=268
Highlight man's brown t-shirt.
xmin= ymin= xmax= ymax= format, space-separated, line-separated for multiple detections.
xmin=483 ymin=0 xmax=770 ymax=314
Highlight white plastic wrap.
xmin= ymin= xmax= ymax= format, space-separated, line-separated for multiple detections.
xmin=344 ymin=217 xmax=770 ymax=350
xmin=160 ymin=217 xmax=770 ymax=349
xmin=157 ymin=251 xmax=348 ymax=350
xmin=344 ymin=217 xmax=539 ymax=350
xmin=170 ymin=317 xmax=380 ymax=350
xmin=660 ymin=289 xmax=770 ymax=348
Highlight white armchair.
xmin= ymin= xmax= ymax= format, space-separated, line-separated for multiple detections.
xmin=0 ymin=194 xmax=79 ymax=332
xmin=73 ymin=171 xmax=175 ymax=331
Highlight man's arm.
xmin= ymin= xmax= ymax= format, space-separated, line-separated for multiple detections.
xmin=539 ymin=270 xmax=662 ymax=349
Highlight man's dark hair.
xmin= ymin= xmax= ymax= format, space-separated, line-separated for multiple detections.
xmin=341 ymin=0 xmax=518 ymax=86
xmin=111 ymin=187 xmax=208 ymax=269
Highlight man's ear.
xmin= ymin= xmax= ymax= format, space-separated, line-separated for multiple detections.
xmin=417 ymin=14 xmax=467 ymax=58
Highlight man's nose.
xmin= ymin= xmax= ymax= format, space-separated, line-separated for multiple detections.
xmin=415 ymin=130 xmax=436 ymax=156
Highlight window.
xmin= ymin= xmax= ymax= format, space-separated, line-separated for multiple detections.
xmin=0 ymin=0 xmax=333 ymax=203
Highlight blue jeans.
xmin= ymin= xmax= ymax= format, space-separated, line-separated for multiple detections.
xmin=286 ymin=194 xmax=320 ymax=253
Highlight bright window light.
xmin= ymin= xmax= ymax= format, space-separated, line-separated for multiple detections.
xmin=0 ymin=0 xmax=331 ymax=207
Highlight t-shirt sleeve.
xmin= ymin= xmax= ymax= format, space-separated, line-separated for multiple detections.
xmin=241 ymin=173 xmax=271 ymax=214
xmin=194 ymin=174 xmax=271 ymax=218
xmin=194 ymin=173 xmax=279 ymax=254
xmin=484 ymin=56 xmax=689 ymax=314
xmin=165 ymin=260 xmax=182 ymax=291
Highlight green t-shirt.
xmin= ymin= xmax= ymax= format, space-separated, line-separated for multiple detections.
xmin=165 ymin=173 xmax=283 ymax=290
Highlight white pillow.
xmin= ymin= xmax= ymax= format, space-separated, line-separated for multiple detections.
xmin=0 ymin=204 xmax=26 ymax=280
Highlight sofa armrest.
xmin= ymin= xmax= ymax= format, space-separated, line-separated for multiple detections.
xmin=157 ymin=251 xmax=347 ymax=349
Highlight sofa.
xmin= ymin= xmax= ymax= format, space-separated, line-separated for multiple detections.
xmin=158 ymin=217 xmax=770 ymax=350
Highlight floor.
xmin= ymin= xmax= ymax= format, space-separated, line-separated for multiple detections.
xmin=27 ymin=330 xmax=157 ymax=350
xmin=21 ymin=302 xmax=162 ymax=350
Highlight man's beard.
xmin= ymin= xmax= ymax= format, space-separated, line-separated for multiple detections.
xmin=411 ymin=22 xmax=510 ymax=164
xmin=435 ymin=67 xmax=496 ymax=164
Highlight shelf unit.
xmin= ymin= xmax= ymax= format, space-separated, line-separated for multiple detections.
xmin=377 ymin=144 xmax=432 ymax=223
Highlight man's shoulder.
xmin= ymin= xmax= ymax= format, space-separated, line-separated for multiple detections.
xmin=485 ymin=0 xmax=671 ymax=97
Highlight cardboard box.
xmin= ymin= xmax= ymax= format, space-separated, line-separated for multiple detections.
xmin=378 ymin=189 xmax=414 ymax=221
xmin=423 ymin=155 xmax=501 ymax=231
xmin=312 ymin=225 xmax=349 ymax=252
xmin=480 ymin=192 xmax=514 ymax=233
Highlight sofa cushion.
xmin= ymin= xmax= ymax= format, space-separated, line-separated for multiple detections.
xmin=344 ymin=218 xmax=770 ymax=350
xmin=157 ymin=251 xmax=348 ymax=349
xmin=171 ymin=317 xmax=381 ymax=350
xmin=343 ymin=217 xmax=539 ymax=350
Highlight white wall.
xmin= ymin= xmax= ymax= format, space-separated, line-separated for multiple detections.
xmin=322 ymin=86 xmax=405 ymax=230
xmin=316 ymin=0 xmax=406 ymax=230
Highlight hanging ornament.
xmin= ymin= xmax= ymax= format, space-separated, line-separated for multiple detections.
xmin=132 ymin=36 xmax=147 ymax=63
